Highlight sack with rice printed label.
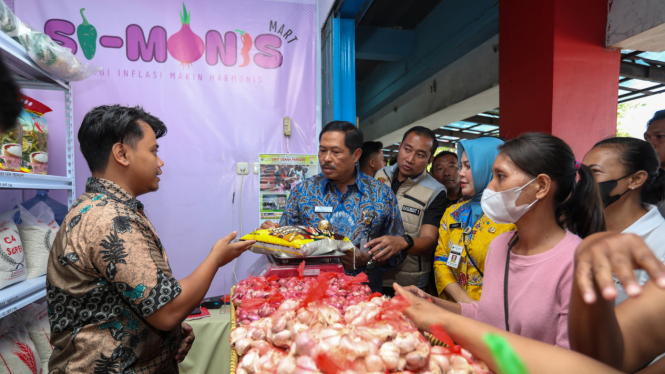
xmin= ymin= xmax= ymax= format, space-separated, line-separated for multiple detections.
xmin=14 ymin=202 xmax=57 ymax=279
xmin=20 ymin=303 xmax=51 ymax=371
xmin=0 ymin=209 xmax=26 ymax=289
xmin=0 ymin=311 xmax=42 ymax=374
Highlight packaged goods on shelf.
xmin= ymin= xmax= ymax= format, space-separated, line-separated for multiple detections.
xmin=241 ymin=226 xmax=354 ymax=257
xmin=0 ymin=112 xmax=22 ymax=172
xmin=18 ymin=96 xmax=49 ymax=175
xmin=0 ymin=0 xmax=20 ymax=39
xmin=16 ymin=202 xmax=58 ymax=279
xmin=17 ymin=28 xmax=101 ymax=81
xmin=20 ymin=302 xmax=51 ymax=370
xmin=0 ymin=0 xmax=100 ymax=81
xmin=0 ymin=310 xmax=42 ymax=374
xmin=0 ymin=209 xmax=26 ymax=290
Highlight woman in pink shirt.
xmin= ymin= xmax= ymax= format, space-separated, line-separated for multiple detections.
xmin=399 ymin=133 xmax=605 ymax=348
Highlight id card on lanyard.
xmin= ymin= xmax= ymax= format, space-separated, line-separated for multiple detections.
xmin=446 ymin=244 xmax=464 ymax=269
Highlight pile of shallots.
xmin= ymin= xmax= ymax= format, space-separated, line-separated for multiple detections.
xmin=233 ymin=273 xmax=373 ymax=325
xmin=230 ymin=273 xmax=490 ymax=374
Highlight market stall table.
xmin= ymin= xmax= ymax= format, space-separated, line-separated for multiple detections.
xmin=178 ymin=310 xmax=231 ymax=374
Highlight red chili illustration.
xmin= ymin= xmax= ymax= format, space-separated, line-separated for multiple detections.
xmin=235 ymin=29 xmax=253 ymax=67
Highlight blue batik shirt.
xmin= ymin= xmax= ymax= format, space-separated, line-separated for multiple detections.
xmin=280 ymin=169 xmax=406 ymax=292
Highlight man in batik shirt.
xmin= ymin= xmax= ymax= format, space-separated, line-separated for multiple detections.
xmin=261 ymin=121 xmax=405 ymax=292
xmin=46 ymin=105 xmax=253 ymax=373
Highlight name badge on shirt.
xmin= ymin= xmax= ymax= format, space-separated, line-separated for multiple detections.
xmin=449 ymin=223 xmax=462 ymax=229
xmin=402 ymin=205 xmax=421 ymax=216
xmin=450 ymin=244 xmax=464 ymax=255
xmin=446 ymin=253 xmax=461 ymax=269
xmin=315 ymin=206 xmax=333 ymax=213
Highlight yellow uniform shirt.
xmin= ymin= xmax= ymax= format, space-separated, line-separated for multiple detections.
xmin=433 ymin=201 xmax=515 ymax=301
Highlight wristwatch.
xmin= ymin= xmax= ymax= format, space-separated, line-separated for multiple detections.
xmin=403 ymin=234 xmax=414 ymax=251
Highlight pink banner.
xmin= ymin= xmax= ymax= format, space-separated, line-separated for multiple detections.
xmin=16 ymin=0 xmax=317 ymax=296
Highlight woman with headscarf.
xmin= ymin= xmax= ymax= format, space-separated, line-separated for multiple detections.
xmin=433 ymin=137 xmax=516 ymax=303
xmin=401 ymin=133 xmax=605 ymax=348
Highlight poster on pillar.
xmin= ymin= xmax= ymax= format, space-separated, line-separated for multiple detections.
xmin=258 ymin=154 xmax=317 ymax=224
xmin=15 ymin=0 xmax=317 ymax=296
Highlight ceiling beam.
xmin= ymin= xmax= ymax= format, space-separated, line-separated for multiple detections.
xmin=356 ymin=26 xmax=415 ymax=61
xmin=620 ymin=61 xmax=665 ymax=85
xmin=354 ymin=0 xmax=375 ymax=26
xmin=338 ymin=0 xmax=367 ymax=18
xmin=460 ymin=114 xmax=499 ymax=126
xmin=619 ymin=84 xmax=665 ymax=98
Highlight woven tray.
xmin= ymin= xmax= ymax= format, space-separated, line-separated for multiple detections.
xmin=230 ymin=286 xmax=238 ymax=374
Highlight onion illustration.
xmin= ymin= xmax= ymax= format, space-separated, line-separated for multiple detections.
xmin=167 ymin=3 xmax=204 ymax=68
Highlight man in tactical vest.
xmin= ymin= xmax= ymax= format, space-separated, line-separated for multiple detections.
xmin=368 ymin=126 xmax=447 ymax=295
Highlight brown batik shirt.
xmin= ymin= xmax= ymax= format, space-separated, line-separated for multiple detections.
xmin=46 ymin=178 xmax=183 ymax=374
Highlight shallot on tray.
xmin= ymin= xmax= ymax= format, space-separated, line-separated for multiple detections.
xmin=230 ymin=272 xmax=491 ymax=374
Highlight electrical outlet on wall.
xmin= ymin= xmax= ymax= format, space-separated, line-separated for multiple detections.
xmin=236 ymin=162 xmax=249 ymax=175
xmin=283 ymin=116 xmax=291 ymax=136
xmin=253 ymin=162 xmax=259 ymax=174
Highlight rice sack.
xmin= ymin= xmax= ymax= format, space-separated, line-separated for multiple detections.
xmin=15 ymin=202 xmax=58 ymax=279
xmin=20 ymin=303 xmax=52 ymax=370
xmin=241 ymin=226 xmax=354 ymax=257
xmin=0 ymin=209 xmax=26 ymax=290
xmin=0 ymin=311 xmax=42 ymax=374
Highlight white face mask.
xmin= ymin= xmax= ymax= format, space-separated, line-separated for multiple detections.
xmin=480 ymin=178 xmax=539 ymax=224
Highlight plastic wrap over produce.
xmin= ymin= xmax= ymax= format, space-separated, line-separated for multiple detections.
xmin=230 ymin=273 xmax=492 ymax=374
xmin=0 ymin=0 xmax=100 ymax=81
xmin=241 ymin=226 xmax=354 ymax=257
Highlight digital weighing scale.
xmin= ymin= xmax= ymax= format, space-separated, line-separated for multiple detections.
xmin=247 ymin=252 xmax=345 ymax=278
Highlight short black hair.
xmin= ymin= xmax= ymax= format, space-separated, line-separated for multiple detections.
xmin=359 ymin=141 xmax=383 ymax=168
xmin=401 ymin=126 xmax=438 ymax=156
xmin=647 ymin=110 xmax=665 ymax=128
xmin=0 ymin=54 xmax=22 ymax=135
xmin=78 ymin=105 xmax=167 ymax=172
xmin=319 ymin=121 xmax=363 ymax=153
xmin=431 ymin=151 xmax=457 ymax=166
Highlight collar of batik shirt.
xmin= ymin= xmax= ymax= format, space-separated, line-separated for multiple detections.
xmin=85 ymin=177 xmax=143 ymax=212
xmin=319 ymin=166 xmax=368 ymax=196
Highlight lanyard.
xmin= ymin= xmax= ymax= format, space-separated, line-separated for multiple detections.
xmin=462 ymin=214 xmax=484 ymax=278
xmin=503 ymin=235 xmax=519 ymax=332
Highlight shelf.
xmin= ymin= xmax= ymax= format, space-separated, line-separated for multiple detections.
xmin=0 ymin=171 xmax=74 ymax=190
xmin=0 ymin=275 xmax=46 ymax=318
xmin=0 ymin=28 xmax=73 ymax=321
xmin=0 ymin=30 xmax=68 ymax=91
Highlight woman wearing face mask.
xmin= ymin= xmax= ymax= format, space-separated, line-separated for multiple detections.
xmin=433 ymin=137 xmax=516 ymax=303
xmin=583 ymin=137 xmax=665 ymax=304
xmin=403 ymin=133 xmax=605 ymax=348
